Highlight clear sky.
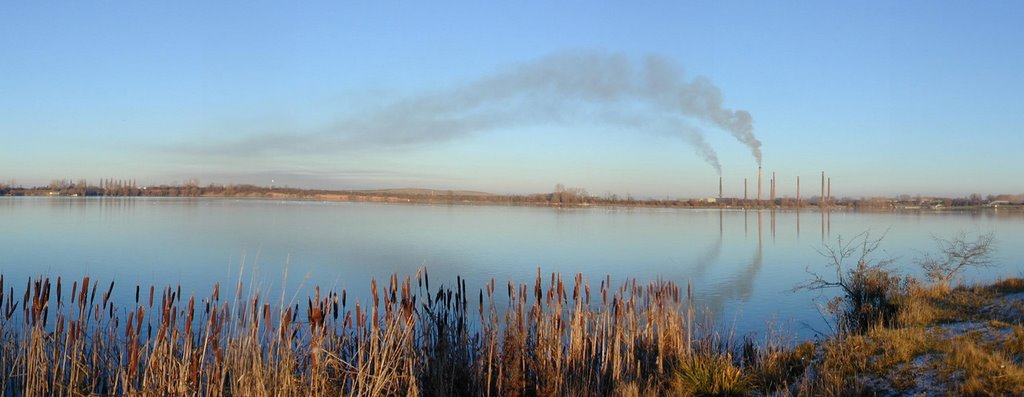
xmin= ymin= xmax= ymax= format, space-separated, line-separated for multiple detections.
xmin=2 ymin=1 xmax=1022 ymax=198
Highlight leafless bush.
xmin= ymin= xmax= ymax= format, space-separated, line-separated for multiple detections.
xmin=917 ymin=232 xmax=996 ymax=290
xmin=798 ymin=230 xmax=902 ymax=334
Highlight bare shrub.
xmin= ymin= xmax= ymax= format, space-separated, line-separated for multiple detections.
xmin=798 ymin=231 xmax=902 ymax=334
xmin=917 ymin=232 xmax=996 ymax=290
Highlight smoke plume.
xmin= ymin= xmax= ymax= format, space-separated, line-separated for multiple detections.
xmin=184 ymin=51 xmax=761 ymax=172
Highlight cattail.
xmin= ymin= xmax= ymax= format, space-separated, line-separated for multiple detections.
xmin=263 ymin=304 xmax=271 ymax=329
xmin=281 ymin=307 xmax=292 ymax=339
xmin=186 ymin=295 xmax=195 ymax=332
xmin=90 ymin=280 xmax=98 ymax=307
xmin=371 ymin=279 xmax=379 ymax=309
xmin=79 ymin=277 xmax=89 ymax=308
xmin=102 ymin=280 xmax=114 ymax=308
xmin=23 ymin=279 xmax=30 ymax=313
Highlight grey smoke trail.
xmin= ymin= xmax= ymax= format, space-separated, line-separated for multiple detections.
xmin=185 ymin=51 xmax=760 ymax=172
xmin=641 ymin=56 xmax=762 ymax=165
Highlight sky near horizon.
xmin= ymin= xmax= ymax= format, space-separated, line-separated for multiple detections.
xmin=2 ymin=2 xmax=1022 ymax=198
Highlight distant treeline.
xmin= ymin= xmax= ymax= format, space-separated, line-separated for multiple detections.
xmin=1 ymin=179 xmax=1022 ymax=210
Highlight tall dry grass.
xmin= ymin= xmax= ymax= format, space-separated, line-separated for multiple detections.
xmin=0 ymin=270 xmax=804 ymax=396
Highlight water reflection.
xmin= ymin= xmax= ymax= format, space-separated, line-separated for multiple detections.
xmin=2 ymin=197 xmax=1023 ymax=339
xmin=697 ymin=209 xmax=763 ymax=324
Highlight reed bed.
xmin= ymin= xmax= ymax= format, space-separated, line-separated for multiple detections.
xmin=0 ymin=270 xmax=800 ymax=396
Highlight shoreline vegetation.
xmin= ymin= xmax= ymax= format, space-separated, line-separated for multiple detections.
xmin=2 ymin=180 xmax=1023 ymax=211
xmin=2 ymin=248 xmax=1024 ymax=395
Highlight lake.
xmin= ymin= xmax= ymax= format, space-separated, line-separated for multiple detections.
xmin=2 ymin=197 xmax=1022 ymax=339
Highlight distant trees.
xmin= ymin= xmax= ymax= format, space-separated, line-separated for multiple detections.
xmin=549 ymin=184 xmax=590 ymax=205
xmin=99 ymin=179 xmax=141 ymax=197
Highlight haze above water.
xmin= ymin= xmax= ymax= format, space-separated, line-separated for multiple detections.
xmin=3 ymin=197 xmax=1023 ymax=339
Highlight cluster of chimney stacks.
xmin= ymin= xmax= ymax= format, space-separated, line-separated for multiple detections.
xmin=714 ymin=169 xmax=832 ymax=207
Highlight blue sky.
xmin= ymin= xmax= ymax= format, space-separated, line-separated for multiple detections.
xmin=2 ymin=2 xmax=1022 ymax=198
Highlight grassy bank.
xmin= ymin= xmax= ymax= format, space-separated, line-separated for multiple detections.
xmin=0 ymin=268 xmax=1022 ymax=396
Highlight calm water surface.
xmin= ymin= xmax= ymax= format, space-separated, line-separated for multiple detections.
xmin=2 ymin=197 xmax=1023 ymax=339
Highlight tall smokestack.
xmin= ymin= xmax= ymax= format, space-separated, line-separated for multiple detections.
xmin=827 ymin=177 xmax=831 ymax=206
xmin=796 ymin=176 xmax=801 ymax=207
xmin=719 ymin=176 xmax=723 ymax=200
xmin=757 ymin=166 xmax=762 ymax=205
xmin=771 ymin=172 xmax=776 ymax=202
xmin=821 ymin=171 xmax=825 ymax=208
xmin=744 ymin=178 xmax=748 ymax=201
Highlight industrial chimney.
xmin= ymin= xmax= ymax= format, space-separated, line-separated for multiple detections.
xmin=757 ymin=166 xmax=763 ymax=206
xmin=827 ymin=177 xmax=831 ymax=206
xmin=821 ymin=171 xmax=825 ymax=208
xmin=797 ymin=176 xmax=801 ymax=207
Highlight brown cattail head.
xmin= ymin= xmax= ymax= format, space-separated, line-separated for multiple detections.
xmin=102 ymin=280 xmax=114 ymax=309
xmin=80 ymin=277 xmax=90 ymax=308
xmin=371 ymin=279 xmax=379 ymax=309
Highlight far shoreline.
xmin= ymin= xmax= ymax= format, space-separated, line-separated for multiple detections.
xmin=4 ymin=191 xmax=1023 ymax=214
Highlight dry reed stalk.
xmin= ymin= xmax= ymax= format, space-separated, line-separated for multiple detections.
xmin=0 ymin=269 xmax=733 ymax=397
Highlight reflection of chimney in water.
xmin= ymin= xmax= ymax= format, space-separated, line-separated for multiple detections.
xmin=796 ymin=208 xmax=801 ymax=238
xmin=744 ymin=208 xmax=748 ymax=236
xmin=821 ymin=208 xmax=825 ymax=242
xmin=757 ymin=208 xmax=763 ymax=252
